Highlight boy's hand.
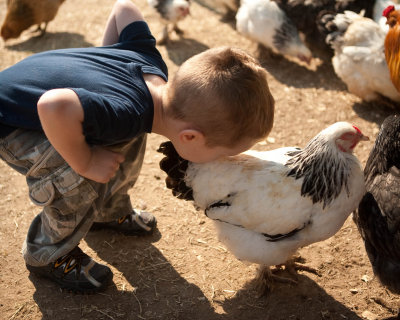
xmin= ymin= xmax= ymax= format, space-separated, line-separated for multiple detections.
xmin=78 ymin=146 xmax=125 ymax=183
xmin=38 ymin=88 xmax=126 ymax=184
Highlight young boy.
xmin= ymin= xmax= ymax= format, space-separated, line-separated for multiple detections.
xmin=0 ymin=0 xmax=275 ymax=293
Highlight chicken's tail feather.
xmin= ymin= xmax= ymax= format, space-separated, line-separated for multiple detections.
xmin=355 ymin=192 xmax=400 ymax=295
xmin=157 ymin=141 xmax=194 ymax=201
xmin=318 ymin=10 xmax=364 ymax=48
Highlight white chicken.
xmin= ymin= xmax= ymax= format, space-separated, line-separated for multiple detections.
xmin=322 ymin=10 xmax=400 ymax=105
xmin=158 ymin=122 xmax=368 ymax=293
xmin=147 ymin=0 xmax=190 ymax=44
xmin=235 ymin=0 xmax=312 ymax=64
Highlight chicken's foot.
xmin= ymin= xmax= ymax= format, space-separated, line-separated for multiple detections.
xmin=255 ymin=265 xmax=297 ymax=296
xmin=172 ymin=23 xmax=184 ymax=35
xmin=283 ymin=255 xmax=321 ymax=278
xmin=32 ymin=22 xmax=48 ymax=37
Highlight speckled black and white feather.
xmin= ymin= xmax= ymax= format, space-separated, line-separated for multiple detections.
xmin=273 ymin=14 xmax=304 ymax=54
xmin=271 ymin=0 xmax=381 ymax=59
xmin=286 ymin=131 xmax=358 ymax=208
xmin=235 ymin=0 xmax=312 ymax=63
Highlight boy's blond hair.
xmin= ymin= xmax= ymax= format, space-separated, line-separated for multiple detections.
xmin=165 ymin=46 xmax=275 ymax=147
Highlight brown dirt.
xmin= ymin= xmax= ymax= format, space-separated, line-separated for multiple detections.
xmin=1 ymin=0 xmax=400 ymax=319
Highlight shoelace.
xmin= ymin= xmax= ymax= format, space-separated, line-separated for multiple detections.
xmin=53 ymin=247 xmax=84 ymax=275
xmin=53 ymin=247 xmax=102 ymax=287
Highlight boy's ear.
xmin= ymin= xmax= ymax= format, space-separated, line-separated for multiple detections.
xmin=179 ymin=129 xmax=205 ymax=145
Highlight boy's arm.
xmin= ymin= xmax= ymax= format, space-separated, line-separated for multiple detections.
xmin=37 ymin=89 xmax=125 ymax=183
xmin=102 ymin=0 xmax=144 ymax=46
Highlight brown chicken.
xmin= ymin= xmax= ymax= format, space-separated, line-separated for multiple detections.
xmin=1 ymin=0 xmax=66 ymax=41
xmin=383 ymin=5 xmax=400 ymax=92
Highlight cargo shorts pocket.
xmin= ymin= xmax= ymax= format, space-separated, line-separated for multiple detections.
xmin=29 ymin=166 xmax=98 ymax=213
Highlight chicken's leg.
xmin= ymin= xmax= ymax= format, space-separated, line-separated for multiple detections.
xmin=32 ymin=22 xmax=48 ymax=37
xmin=172 ymin=23 xmax=184 ymax=35
xmin=157 ymin=25 xmax=169 ymax=45
xmin=255 ymin=265 xmax=297 ymax=296
xmin=283 ymin=255 xmax=321 ymax=279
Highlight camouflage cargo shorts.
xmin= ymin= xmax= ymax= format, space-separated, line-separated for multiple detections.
xmin=0 ymin=129 xmax=146 ymax=266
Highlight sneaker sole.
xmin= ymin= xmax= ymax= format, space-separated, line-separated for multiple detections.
xmin=27 ymin=264 xmax=113 ymax=294
xmin=90 ymin=218 xmax=157 ymax=236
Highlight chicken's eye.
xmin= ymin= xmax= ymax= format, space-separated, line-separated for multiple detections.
xmin=387 ymin=17 xmax=398 ymax=28
xmin=339 ymin=132 xmax=355 ymax=141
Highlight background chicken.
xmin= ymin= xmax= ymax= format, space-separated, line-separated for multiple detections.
xmin=353 ymin=115 xmax=400 ymax=295
xmin=235 ymin=0 xmax=312 ymax=65
xmin=384 ymin=5 xmax=400 ymax=93
xmin=147 ymin=0 xmax=190 ymax=44
xmin=158 ymin=122 xmax=368 ymax=293
xmin=374 ymin=0 xmax=399 ymax=32
xmin=270 ymin=0 xmax=393 ymax=60
xmin=1 ymin=0 xmax=65 ymax=41
xmin=321 ymin=10 xmax=400 ymax=106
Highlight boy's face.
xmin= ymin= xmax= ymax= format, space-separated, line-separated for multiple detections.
xmin=173 ymin=138 xmax=256 ymax=163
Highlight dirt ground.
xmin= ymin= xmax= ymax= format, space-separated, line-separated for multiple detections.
xmin=1 ymin=0 xmax=400 ymax=319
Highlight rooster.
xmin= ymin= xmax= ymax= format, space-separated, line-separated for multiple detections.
xmin=383 ymin=5 xmax=400 ymax=93
xmin=1 ymin=0 xmax=65 ymax=41
xmin=147 ymin=0 xmax=190 ymax=45
xmin=374 ymin=0 xmax=399 ymax=32
xmin=235 ymin=0 xmax=312 ymax=65
xmin=158 ymin=122 xmax=368 ymax=293
xmin=321 ymin=10 xmax=400 ymax=105
xmin=354 ymin=115 xmax=400 ymax=294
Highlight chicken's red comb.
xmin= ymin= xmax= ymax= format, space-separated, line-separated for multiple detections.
xmin=383 ymin=5 xmax=395 ymax=18
xmin=352 ymin=125 xmax=362 ymax=135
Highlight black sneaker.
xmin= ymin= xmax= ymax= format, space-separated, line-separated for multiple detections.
xmin=90 ymin=209 xmax=157 ymax=236
xmin=26 ymin=246 xmax=113 ymax=293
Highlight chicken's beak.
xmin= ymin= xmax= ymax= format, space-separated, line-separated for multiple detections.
xmin=360 ymin=134 xmax=369 ymax=141
xmin=297 ymin=54 xmax=312 ymax=65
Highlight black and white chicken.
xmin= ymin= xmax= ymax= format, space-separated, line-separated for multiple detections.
xmin=147 ymin=0 xmax=190 ymax=44
xmin=271 ymin=0 xmax=391 ymax=60
xmin=235 ymin=0 xmax=312 ymax=64
xmin=321 ymin=10 xmax=400 ymax=105
xmin=158 ymin=122 xmax=368 ymax=293
xmin=354 ymin=115 xmax=400 ymax=294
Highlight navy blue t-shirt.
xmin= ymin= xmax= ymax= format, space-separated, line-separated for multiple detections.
xmin=0 ymin=21 xmax=168 ymax=145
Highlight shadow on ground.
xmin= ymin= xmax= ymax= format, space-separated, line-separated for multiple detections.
xmin=352 ymin=101 xmax=400 ymax=126
xmin=29 ymin=230 xmax=219 ymax=320
xmin=257 ymin=45 xmax=346 ymax=91
xmin=164 ymin=37 xmax=209 ymax=66
xmin=221 ymin=272 xmax=363 ymax=320
xmin=4 ymin=32 xmax=93 ymax=53
xmin=28 ymin=230 xmax=364 ymax=320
